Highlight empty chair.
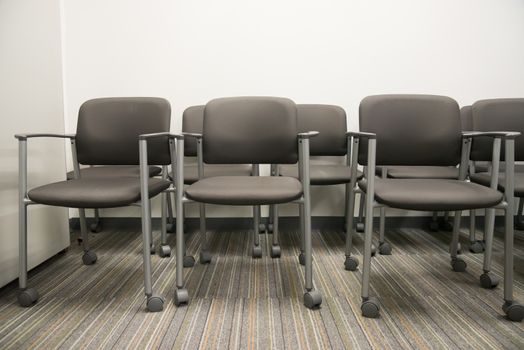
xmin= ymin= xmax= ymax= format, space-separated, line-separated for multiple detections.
xmin=347 ymin=94 xmax=523 ymax=321
xmin=16 ymin=97 xmax=176 ymax=312
xmin=173 ymin=97 xmax=322 ymax=309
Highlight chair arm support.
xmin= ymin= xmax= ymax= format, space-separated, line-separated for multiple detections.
xmin=462 ymin=131 xmax=521 ymax=140
xmin=182 ymin=132 xmax=203 ymax=139
xmin=346 ymin=131 xmax=377 ymax=140
xmin=298 ymin=131 xmax=319 ymax=139
xmin=138 ymin=132 xmax=183 ymax=141
xmin=15 ymin=133 xmax=76 ymax=141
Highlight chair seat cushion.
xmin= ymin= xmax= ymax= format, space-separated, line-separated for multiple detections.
xmin=279 ymin=164 xmax=363 ymax=185
xmin=376 ymin=166 xmax=459 ymax=179
xmin=185 ymin=176 xmax=303 ymax=205
xmin=28 ymin=177 xmax=170 ymax=208
xmin=470 ymin=172 xmax=524 ymax=197
xmin=182 ymin=164 xmax=252 ymax=185
xmin=358 ymin=178 xmax=503 ymax=211
xmin=66 ymin=165 xmax=161 ymax=180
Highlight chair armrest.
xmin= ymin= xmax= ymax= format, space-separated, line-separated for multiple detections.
xmin=298 ymin=131 xmax=319 ymax=139
xmin=346 ymin=131 xmax=376 ymax=140
xmin=138 ymin=132 xmax=183 ymax=140
xmin=462 ymin=131 xmax=521 ymax=139
xmin=182 ymin=132 xmax=203 ymax=139
xmin=15 ymin=133 xmax=76 ymax=141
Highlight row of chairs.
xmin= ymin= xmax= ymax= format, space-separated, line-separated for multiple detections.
xmin=15 ymin=95 xmax=523 ymax=322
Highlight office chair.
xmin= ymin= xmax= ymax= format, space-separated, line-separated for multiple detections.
xmin=269 ymin=104 xmax=364 ymax=269
xmin=16 ymin=97 xmax=176 ymax=312
xmin=173 ymin=97 xmax=322 ymax=309
xmin=348 ymin=94 xmax=523 ymax=321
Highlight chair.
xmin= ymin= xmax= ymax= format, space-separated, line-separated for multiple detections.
xmin=16 ymin=97 xmax=176 ymax=312
xmin=347 ymin=94 xmax=523 ymax=321
xmin=270 ymin=104 xmax=364 ymax=268
xmin=173 ymin=96 xmax=322 ymax=309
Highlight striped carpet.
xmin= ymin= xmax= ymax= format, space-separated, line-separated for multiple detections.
xmin=0 ymin=223 xmax=523 ymax=349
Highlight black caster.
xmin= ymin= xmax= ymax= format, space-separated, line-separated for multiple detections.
xmin=469 ymin=240 xmax=485 ymax=254
xmin=259 ymin=223 xmax=266 ymax=233
xmin=514 ymin=219 xmax=524 ymax=230
xmin=17 ymin=288 xmax=39 ymax=307
xmin=270 ymin=245 xmax=281 ymax=258
xmin=82 ymin=251 xmax=97 ymax=265
xmin=150 ymin=244 xmax=156 ymax=255
xmin=303 ymin=290 xmax=322 ymax=309
xmin=361 ymin=297 xmax=380 ymax=318
xmin=146 ymin=295 xmax=164 ymax=312
xmin=166 ymin=223 xmax=175 ymax=233
xmin=158 ymin=245 xmax=171 ymax=258
xmin=451 ymin=258 xmax=467 ymax=272
xmin=174 ymin=288 xmax=189 ymax=306
xmin=183 ymin=255 xmax=195 ymax=268
xmin=371 ymin=244 xmax=377 ymax=257
xmin=356 ymin=223 xmax=365 ymax=232
xmin=429 ymin=221 xmax=439 ymax=232
xmin=344 ymin=256 xmax=359 ymax=271
xmin=502 ymin=301 xmax=524 ymax=322
xmin=298 ymin=252 xmax=305 ymax=266
xmin=439 ymin=220 xmax=453 ymax=231
xmin=199 ymin=250 xmax=212 ymax=264
xmin=252 ymin=245 xmax=262 ymax=258
xmin=90 ymin=222 xmax=102 ymax=233
xmin=378 ymin=242 xmax=392 ymax=255
xmin=267 ymin=224 xmax=274 ymax=233
xmin=480 ymin=272 xmax=499 ymax=289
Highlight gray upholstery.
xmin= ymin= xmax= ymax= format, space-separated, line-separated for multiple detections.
xmin=182 ymin=105 xmax=205 ymax=157
xmin=358 ymin=178 xmax=503 ymax=211
xmin=203 ymin=97 xmax=298 ymax=164
xmin=359 ymin=95 xmax=462 ymax=166
xmin=279 ymin=164 xmax=363 ymax=185
xmin=470 ymin=172 xmax=524 ymax=197
xmin=182 ymin=164 xmax=252 ymax=185
xmin=66 ymin=165 xmax=161 ymax=180
xmin=28 ymin=178 xmax=170 ymax=208
xmin=76 ymin=97 xmax=171 ymax=165
xmin=185 ymin=176 xmax=303 ymax=205
xmin=376 ymin=166 xmax=459 ymax=179
xmin=460 ymin=105 xmax=473 ymax=131
xmin=470 ymin=98 xmax=524 ymax=162
xmin=296 ymin=104 xmax=347 ymax=156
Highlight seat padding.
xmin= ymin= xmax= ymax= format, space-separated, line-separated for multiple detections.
xmin=376 ymin=166 xmax=459 ymax=179
xmin=185 ymin=176 xmax=303 ymax=205
xmin=182 ymin=164 xmax=252 ymax=185
xmin=358 ymin=178 xmax=503 ymax=211
xmin=470 ymin=172 xmax=524 ymax=197
xmin=28 ymin=177 xmax=170 ymax=208
xmin=279 ymin=164 xmax=363 ymax=185
xmin=66 ymin=165 xmax=161 ymax=180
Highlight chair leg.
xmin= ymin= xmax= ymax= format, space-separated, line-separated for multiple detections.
xmin=158 ymin=192 xmax=171 ymax=258
xmin=252 ymin=206 xmax=262 ymax=258
xmin=166 ymin=192 xmax=175 ymax=233
xmin=479 ymin=207 xmax=499 ymax=289
xmin=429 ymin=211 xmax=439 ymax=231
xmin=469 ymin=209 xmax=484 ymax=254
xmin=450 ymin=211 xmax=466 ymax=272
xmin=515 ymin=198 xmax=524 ymax=230
xmin=344 ymin=185 xmax=359 ymax=271
xmin=89 ymin=208 xmax=102 ymax=233
xmin=267 ymin=204 xmax=274 ymax=233
xmin=199 ymin=203 xmax=211 ymax=264
xmin=256 ymin=205 xmax=265 ymax=233
xmin=356 ymin=193 xmax=365 ymax=232
xmin=17 ymin=201 xmax=39 ymax=307
xmin=378 ymin=207 xmax=391 ymax=255
xmin=270 ymin=204 xmax=280 ymax=258
xmin=361 ymin=196 xmax=379 ymax=318
xmin=174 ymin=199 xmax=189 ymax=306
xmin=302 ymin=196 xmax=322 ymax=309
xmin=79 ymin=209 xmax=97 ymax=265
xmin=298 ymin=203 xmax=305 ymax=265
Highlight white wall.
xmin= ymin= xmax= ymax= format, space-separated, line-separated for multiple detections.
xmin=61 ymin=0 xmax=524 ymax=218
xmin=0 ymin=0 xmax=70 ymax=287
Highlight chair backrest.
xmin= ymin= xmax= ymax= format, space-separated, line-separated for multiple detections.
xmin=359 ymin=94 xmax=462 ymax=166
xmin=460 ymin=105 xmax=473 ymax=131
xmin=470 ymin=98 xmax=524 ymax=162
xmin=182 ymin=105 xmax=205 ymax=157
xmin=76 ymin=97 xmax=171 ymax=165
xmin=297 ymin=104 xmax=347 ymax=156
xmin=203 ymin=97 xmax=298 ymax=164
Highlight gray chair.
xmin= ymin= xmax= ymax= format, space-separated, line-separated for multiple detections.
xmin=16 ymin=97 xmax=176 ymax=312
xmin=173 ymin=97 xmax=322 ymax=309
xmin=347 ymin=94 xmax=523 ymax=321
xmin=271 ymin=104 xmax=363 ymax=267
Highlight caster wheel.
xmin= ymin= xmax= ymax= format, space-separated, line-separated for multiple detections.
xmin=356 ymin=223 xmax=365 ymax=232
xmin=259 ymin=223 xmax=266 ymax=233
xmin=174 ymin=288 xmax=189 ymax=306
xmin=158 ymin=245 xmax=171 ymax=258
xmin=480 ymin=272 xmax=499 ymax=289
xmin=270 ymin=245 xmax=281 ymax=258
xmin=361 ymin=297 xmax=380 ymax=318
xmin=183 ymin=255 xmax=195 ymax=268
xmin=166 ymin=223 xmax=175 ymax=233
xmin=469 ymin=240 xmax=484 ymax=254
xmin=146 ymin=295 xmax=164 ymax=312
xmin=440 ymin=220 xmax=453 ymax=231
xmin=303 ymin=290 xmax=322 ymax=309
xmin=344 ymin=256 xmax=359 ymax=271
xmin=378 ymin=242 xmax=392 ymax=255
xmin=90 ymin=222 xmax=102 ymax=233
xmin=82 ymin=251 xmax=97 ymax=265
xmin=150 ymin=244 xmax=156 ymax=255
xmin=371 ymin=244 xmax=377 ymax=257
xmin=267 ymin=224 xmax=274 ymax=233
xmin=502 ymin=301 xmax=524 ymax=322
xmin=252 ymin=245 xmax=262 ymax=259
xmin=429 ymin=221 xmax=439 ymax=232
xmin=451 ymin=258 xmax=467 ymax=272
xmin=298 ymin=252 xmax=305 ymax=265
xmin=17 ymin=288 xmax=39 ymax=307
xmin=199 ymin=250 xmax=212 ymax=264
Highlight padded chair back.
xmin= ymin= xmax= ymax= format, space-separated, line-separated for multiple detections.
xmin=460 ymin=105 xmax=473 ymax=131
xmin=297 ymin=104 xmax=347 ymax=156
xmin=76 ymin=97 xmax=171 ymax=165
xmin=359 ymin=94 xmax=462 ymax=166
xmin=182 ymin=105 xmax=205 ymax=157
xmin=470 ymin=98 xmax=524 ymax=162
xmin=203 ymin=97 xmax=298 ymax=164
